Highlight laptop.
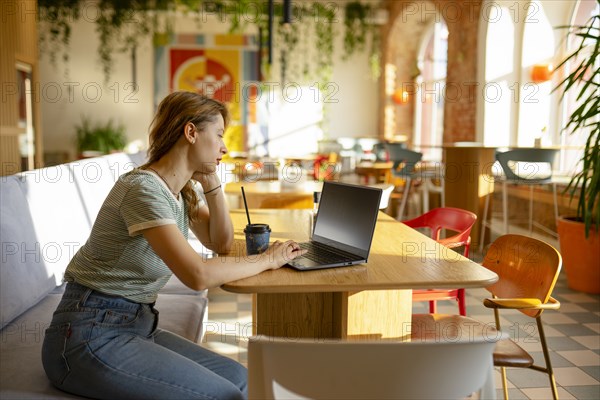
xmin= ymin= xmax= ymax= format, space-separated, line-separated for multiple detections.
xmin=287 ymin=181 xmax=382 ymax=271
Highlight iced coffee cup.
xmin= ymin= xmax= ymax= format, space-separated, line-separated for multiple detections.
xmin=244 ymin=223 xmax=271 ymax=255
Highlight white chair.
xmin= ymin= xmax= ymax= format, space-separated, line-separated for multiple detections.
xmin=369 ymin=183 xmax=395 ymax=210
xmin=421 ymin=167 xmax=445 ymax=213
xmin=248 ymin=335 xmax=500 ymax=400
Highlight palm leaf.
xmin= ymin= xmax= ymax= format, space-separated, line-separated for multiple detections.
xmin=554 ymin=3 xmax=600 ymax=237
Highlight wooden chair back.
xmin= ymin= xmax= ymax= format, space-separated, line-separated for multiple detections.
xmin=482 ymin=234 xmax=562 ymax=318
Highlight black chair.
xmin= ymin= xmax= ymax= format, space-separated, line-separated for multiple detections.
xmin=384 ymin=143 xmax=423 ymax=220
xmin=479 ymin=148 xmax=559 ymax=253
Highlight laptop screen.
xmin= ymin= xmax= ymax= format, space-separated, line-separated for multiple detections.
xmin=312 ymin=182 xmax=382 ymax=258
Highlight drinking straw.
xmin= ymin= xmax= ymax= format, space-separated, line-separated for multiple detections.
xmin=241 ymin=186 xmax=252 ymax=225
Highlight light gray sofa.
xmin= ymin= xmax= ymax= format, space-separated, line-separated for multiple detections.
xmin=0 ymin=152 xmax=210 ymax=399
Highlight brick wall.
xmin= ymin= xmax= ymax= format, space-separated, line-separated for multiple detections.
xmin=443 ymin=0 xmax=481 ymax=143
xmin=381 ymin=0 xmax=482 ymax=143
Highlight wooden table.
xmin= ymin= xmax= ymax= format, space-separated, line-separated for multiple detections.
xmin=222 ymin=209 xmax=498 ymax=340
xmin=354 ymin=162 xmax=394 ymax=184
xmin=225 ymin=180 xmax=322 ymax=209
xmin=220 ymin=159 xmax=280 ymax=182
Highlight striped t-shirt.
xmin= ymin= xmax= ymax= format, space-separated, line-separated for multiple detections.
xmin=64 ymin=169 xmax=203 ymax=303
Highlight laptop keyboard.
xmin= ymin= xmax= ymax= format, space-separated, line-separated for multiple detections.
xmin=299 ymin=241 xmax=362 ymax=264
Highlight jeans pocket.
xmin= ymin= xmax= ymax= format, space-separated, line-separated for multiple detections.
xmin=97 ymin=308 xmax=139 ymax=326
xmin=41 ymin=323 xmax=71 ymax=385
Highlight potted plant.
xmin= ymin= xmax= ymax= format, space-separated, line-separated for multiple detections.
xmin=554 ymin=4 xmax=599 ymax=293
xmin=75 ymin=117 xmax=127 ymax=158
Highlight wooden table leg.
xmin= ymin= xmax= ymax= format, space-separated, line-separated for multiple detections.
xmin=345 ymin=289 xmax=413 ymax=340
xmin=253 ymin=290 xmax=412 ymax=340
xmin=253 ymin=292 xmax=337 ymax=338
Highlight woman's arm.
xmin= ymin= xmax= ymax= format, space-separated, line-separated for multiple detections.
xmin=143 ymin=224 xmax=304 ymax=291
xmin=189 ymin=173 xmax=234 ymax=254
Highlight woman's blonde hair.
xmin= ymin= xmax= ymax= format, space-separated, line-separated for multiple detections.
xmin=145 ymin=91 xmax=229 ymax=222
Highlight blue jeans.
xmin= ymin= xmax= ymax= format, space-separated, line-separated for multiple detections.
xmin=42 ymin=282 xmax=247 ymax=399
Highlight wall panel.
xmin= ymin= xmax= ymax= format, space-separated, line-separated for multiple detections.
xmin=0 ymin=0 xmax=42 ymax=175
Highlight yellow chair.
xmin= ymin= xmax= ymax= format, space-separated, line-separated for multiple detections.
xmin=411 ymin=234 xmax=562 ymax=400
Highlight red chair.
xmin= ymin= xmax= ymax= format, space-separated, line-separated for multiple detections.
xmin=402 ymin=207 xmax=477 ymax=316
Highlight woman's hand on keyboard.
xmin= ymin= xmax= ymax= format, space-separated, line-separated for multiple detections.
xmin=264 ymin=240 xmax=307 ymax=270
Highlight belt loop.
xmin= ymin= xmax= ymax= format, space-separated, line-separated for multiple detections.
xmin=77 ymin=288 xmax=93 ymax=308
xmin=151 ymin=304 xmax=159 ymax=332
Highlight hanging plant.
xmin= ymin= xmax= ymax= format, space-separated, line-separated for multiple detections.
xmin=343 ymin=1 xmax=381 ymax=79
xmin=221 ymin=0 xmax=261 ymax=33
xmin=249 ymin=1 xmax=336 ymax=88
xmin=38 ymin=0 xmax=82 ymax=78
xmin=312 ymin=2 xmax=336 ymax=88
xmin=94 ymin=1 xmax=157 ymax=82
xmin=343 ymin=1 xmax=370 ymax=58
xmin=299 ymin=14 xmax=311 ymax=80
xmin=38 ymin=0 xmax=377 ymax=86
xmin=277 ymin=22 xmax=299 ymax=86
xmin=39 ymin=0 xmax=180 ymax=82
xmin=368 ymin=23 xmax=382 ymax=80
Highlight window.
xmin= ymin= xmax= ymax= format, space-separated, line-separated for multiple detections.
xmin=247 ymin=86 xmax=322 ymax=158
xmin=518 ymin=0 xmax=555 ymax=148
xmin=481 ymin=0 xmax=596 ymax=176
xmin=414 ymin=20 xmax=447 ymax=161
xmin=558 ymin=0 xmax=599 ymax=174
xmin=482 ymin=2 xmax=515 ymax=148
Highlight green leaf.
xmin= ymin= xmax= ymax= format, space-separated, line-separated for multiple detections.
xmin=554 ymin=4 xmax=600 ymax=237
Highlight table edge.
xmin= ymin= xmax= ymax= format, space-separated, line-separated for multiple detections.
xmin=221 ymin=275 xmax=499 ymax=295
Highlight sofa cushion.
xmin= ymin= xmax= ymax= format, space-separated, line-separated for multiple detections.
xmin=161 ymin=274 xmax=202 ymax=295
xmin=67 ymin=153 xmax=144 ymax=225
xmin=155 ymin=293 xmax=209 ymax=343
xmin=103 ymin=152 xmax=139 ymax=179
xmin=67 ymin=157 xmax=117 ymax=225
xmin=125 ymin=151 xmax=147 ymax=169
xmin=0 ymin=176 xmax=56 ymax=330
xmin=159 ymin=275 xmax=209 ymax=342
xmin=18 ymin=165 xmax=91 ymax=285
xmin=0 ymin=294 xmax=77 ymax=399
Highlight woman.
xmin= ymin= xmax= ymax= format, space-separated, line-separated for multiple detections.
xmin=42 ymin=91 xmax=305 ymax=399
